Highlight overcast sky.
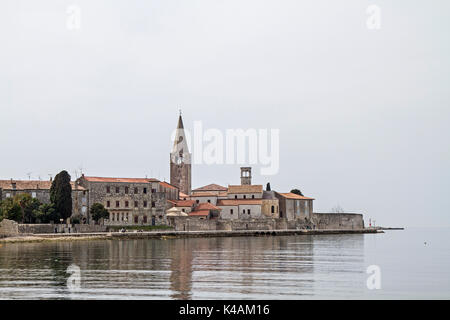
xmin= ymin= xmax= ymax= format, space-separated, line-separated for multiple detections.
xmin=1 ymin=0 xmax=449 ymax=227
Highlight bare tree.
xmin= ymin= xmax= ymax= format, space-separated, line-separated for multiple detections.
xmin=331 ymin=205 xmax=345 ymax=213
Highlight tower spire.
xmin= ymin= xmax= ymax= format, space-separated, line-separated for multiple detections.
xmin=177 ymin=112 xmax=184 ymax=129
xmin=170 ymin=111 xmax=191 ymax=195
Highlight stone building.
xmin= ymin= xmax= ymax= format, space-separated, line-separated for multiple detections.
xmin=261 ymin=190 xmax=280 ymax=218
xmin=76 ymin=175 xmax=174 ymax=226
xmin=170 ymin=114 xmax=192 ymax=195
xmin=0 ymin=179 xmax=89 ymax=222
xmin=275 ymin=192 xmax=314 ymax=220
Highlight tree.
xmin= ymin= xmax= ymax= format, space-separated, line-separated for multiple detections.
xmin=0 ymin=197 xmax=23 ymax=222
xmin=15 ymin=194 xmax=40 ymax=223
xmin=90 ymin=203 xmax=109 ymax=223
xmin=50 ymin=170 xmax=73 ymax=220
xmin=34 ymin=203 xmax=57 ymax=223
xmin=290 ymin=189 xmax=304 ymax=196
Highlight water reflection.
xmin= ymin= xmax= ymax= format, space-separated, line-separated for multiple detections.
xmin=0 ymin=234 xmax=366 ymax=299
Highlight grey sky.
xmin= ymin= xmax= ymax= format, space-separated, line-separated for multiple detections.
xmin=1 ymin=0 xmax=449 ymax=227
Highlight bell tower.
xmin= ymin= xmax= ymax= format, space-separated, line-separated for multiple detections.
xmin=170 ymin=112 xmax=192 ymax=195
xmin=240 ymin=167 xmax=252 ymax=185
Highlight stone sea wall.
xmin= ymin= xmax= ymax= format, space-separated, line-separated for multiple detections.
xmin=0 ymin=219 xmax=107 ymax=236
xmin=168 ymin=213 xmax=364 ymax=232
xmin=312 ymin=213 xmax=364 ymax=230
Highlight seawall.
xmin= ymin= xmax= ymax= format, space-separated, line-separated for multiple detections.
xmin=0 ymin=228 xmax=381 ymax=243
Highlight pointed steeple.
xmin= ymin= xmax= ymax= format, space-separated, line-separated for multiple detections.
xmin=170 ymin=111 xmax=192 ymax=195
xmin=177 ymin=114 xmax=184 ymax=129
xmin=171 ymin=113 xmax=190 ymax=155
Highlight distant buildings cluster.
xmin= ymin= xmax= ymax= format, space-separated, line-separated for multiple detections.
xmin=0 ymin=114 xmax=315 ymax=226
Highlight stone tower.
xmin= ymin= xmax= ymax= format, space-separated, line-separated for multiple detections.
xmin=240 ymin=167 xmax=252 ymax=185
xmin=170 ymin=114 xmax=192 ymax=195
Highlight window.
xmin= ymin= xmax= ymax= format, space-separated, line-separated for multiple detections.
xmin=182 ymin=209 xmax=185 ymax=212
xmin=271 ymin=206 xmax=275 ymax=213
xmin=107 ymin=201 xmax=111 ymax=208
xmin=116 ymin=201 xmax=120 ymax=208
xmin=134 ymin=201 xmax=138 ymax=208
xmin=230 ymin=209 xmax=233 ymax=215
xmin=125 ymin=201 xmax=129 ymax=208
xmin=134 ymin=216 xmax=138 ymax=223
xmin=252 ymin=195 xmax=255 ymax=199
xmin=243 ymin=195 xmax=246 ymax=199
xmin=125 ymin=187 xmax=129 ymax=194
xmin=152 ymin=189 xmax=156 ymax=194
xmin=143 ymin=188 xmax=147 ymax=194
xmin=134 ymin=187 xmax=138 ymax=194
xmin=143 ymin=201 xmax=148 ymax=207
xmin=196 ymin=200 xmax=200 ymax=204
xmin=106 ymin=186 xmax=110 ymax=193
xmin=143 ymin=216 xmax=147 ymax=223
xmin=243 ymin=209 xmax=245 ymax=214
xmin=82 ymin=206 xmax=87 ymax=214
xmin=6 ymin=193 xmax=10 ymax=198
xmin=31 ymin=192 xmax=37 ymax=198
xmin=116 ymin=187 xmax=120 ymax=193
xmin=235 ymin=195 xmax=238 ymax=199
xmin=247 ymin=209 xmax=251 ymax=214
xmin=151 ymin=202 xmax=155 ymax=208
xmin=207 ymin=199 xmax=211 ymax=203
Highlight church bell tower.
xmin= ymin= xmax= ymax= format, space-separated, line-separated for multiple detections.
xmin=170 ymin=112 xmax=192 ymax=195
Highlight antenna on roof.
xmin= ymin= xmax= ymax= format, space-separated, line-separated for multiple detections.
xmin=26 ymin=172 xmax=32 ymax=180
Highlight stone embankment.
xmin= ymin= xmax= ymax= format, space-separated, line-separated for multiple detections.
xmin=0 ymin=228 xmax=381 ymax=243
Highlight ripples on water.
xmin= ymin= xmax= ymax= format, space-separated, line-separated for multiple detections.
xmin=0 ymin=228 xmax=449 ymax=299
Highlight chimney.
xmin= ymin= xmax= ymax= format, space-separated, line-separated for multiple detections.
xmin=11 ymin=179 xmax=16 ymax=190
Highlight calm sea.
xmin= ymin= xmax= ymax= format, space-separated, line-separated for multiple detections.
xmin=0 ymin=227 xmax=449 ymax=299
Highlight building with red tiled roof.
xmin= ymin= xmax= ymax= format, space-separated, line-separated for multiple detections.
xmin=192 ymin=184 xmax=227 ymax=193
xmin=179 ymin=191 xmax=189 ymax=200
xmin=188 ymin=210 xmax=210 ymax=218
xmin=82 ymin=176 xmax=160 ymax=183
xmin=275 ymin=192 xmax=314 ymax=220
xmin=0 ymin=179 xmax=89 ymax=223
xmin=217 ymin=199 xmax=263 ymax=220
xmin=277 ymin=193 xmax=315 ymax=200
xmin=227 ymin=185 xmax=263 ymax=194
xmin=196 ymin=202 xmax=222 ymax=211
xmin=77 ymin=175 xmax=168 ymax=226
